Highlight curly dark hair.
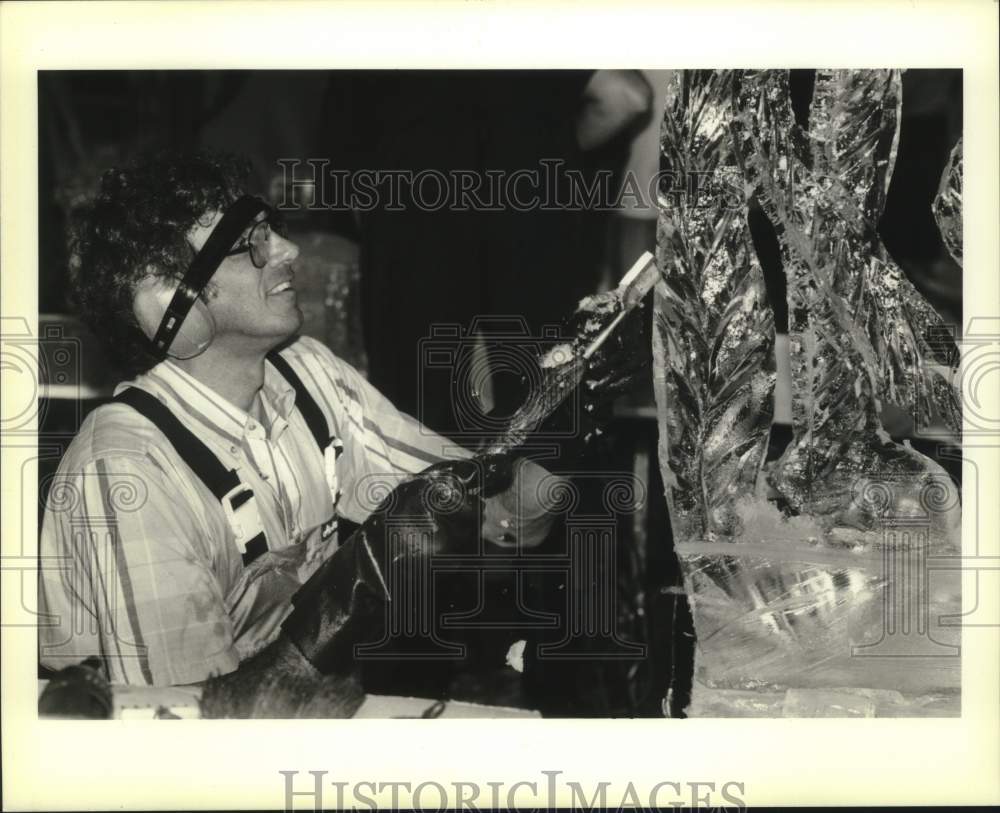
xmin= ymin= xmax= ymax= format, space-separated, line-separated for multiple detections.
xmin=70 ymin=150 xmax=253 ymax=376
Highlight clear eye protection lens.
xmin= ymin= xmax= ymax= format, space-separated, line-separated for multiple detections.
xmin=248 ymin=221 xmax=271 ymax=269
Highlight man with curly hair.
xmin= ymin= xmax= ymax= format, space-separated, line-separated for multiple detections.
xmin=38 ymin=151 xmax=563 ymax=715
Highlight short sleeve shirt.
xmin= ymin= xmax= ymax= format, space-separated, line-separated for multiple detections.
xmin=38 ymin=336 xmax=483 ymax=686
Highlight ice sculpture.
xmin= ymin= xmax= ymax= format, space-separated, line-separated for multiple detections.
xmin=934 ymin=138 xmax=963 ymax=266
xmin=654 ymin=70 xmax=963 ymax=716
xmin=652 ymin=70 xmax=776 ymax=543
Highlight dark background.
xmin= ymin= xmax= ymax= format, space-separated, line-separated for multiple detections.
xmin=39 ymin=69 xmax=962 ymax=345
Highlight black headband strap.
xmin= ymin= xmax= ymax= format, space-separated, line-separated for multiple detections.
xmin=151 ymin=195 xmax=269 ymax=355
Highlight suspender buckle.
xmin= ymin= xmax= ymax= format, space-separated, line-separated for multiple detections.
xmin=222 ymin=483 xmax=265 ymax=554
xmin=323 ymin=437 xmax=344 ymax=506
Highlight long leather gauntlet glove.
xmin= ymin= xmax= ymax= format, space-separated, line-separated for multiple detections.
xmin=281 ymin=454 xmax=512 ymax=675
xmin=200 ymin=455 xmax=513 ymax=719
xmin=199 ymin=634 xmax=365 ymax=719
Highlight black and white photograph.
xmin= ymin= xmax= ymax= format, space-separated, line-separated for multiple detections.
xmin=3 ymin=2 xmax=998 ymax=810
xmin=31 ymin=65 xmax=967 ymax=721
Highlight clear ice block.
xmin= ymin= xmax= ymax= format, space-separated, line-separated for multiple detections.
xmin=654 ymin=70 xmax=962 ymax=716
xmin=933 ymin=137 xmax=963 ymax=267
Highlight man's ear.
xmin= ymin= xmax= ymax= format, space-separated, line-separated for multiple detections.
xmin=133 ymin=274 xmax=216 ymax=360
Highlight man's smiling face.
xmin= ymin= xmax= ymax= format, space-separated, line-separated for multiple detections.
xmin=187 ymin=208 xmax=304 ymax=354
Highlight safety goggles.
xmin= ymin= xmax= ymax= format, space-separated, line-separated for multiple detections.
xmin=223 ymin=209 xmax=288 ymax=269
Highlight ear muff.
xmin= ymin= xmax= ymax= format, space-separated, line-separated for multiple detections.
xmin=134 ymin=276 xmax=216 ymax=360
xmin=133 ymin=195 xmax=267 ymax=360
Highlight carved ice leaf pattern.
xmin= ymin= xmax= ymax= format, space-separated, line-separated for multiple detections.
xmin=730 ymin=69 xmax=960 ymax=516
xmin=653 ymin=70 xmax=775 ymax=542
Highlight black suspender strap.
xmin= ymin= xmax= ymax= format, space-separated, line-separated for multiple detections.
xmin=268 ymin=350 xmax=356 ymax=537
xmin=115 ymin=388 xmax=235 ymax=497
xmin=112 ymin=352 xmax=340 ymax=567
xmin=266 ymin=351 xmax=332 ymax=447
xmin=113 ymin=387 xmax=268 ymax=566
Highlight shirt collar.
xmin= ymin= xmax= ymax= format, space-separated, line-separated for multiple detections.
xmin=262 ymin=357 xmax=298 ymax=419
xmin=116 ymin=358 xmax=298 ymax=445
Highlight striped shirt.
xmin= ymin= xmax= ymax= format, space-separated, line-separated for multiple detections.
xmin=39 ymin=336 xmax=554 ymax=686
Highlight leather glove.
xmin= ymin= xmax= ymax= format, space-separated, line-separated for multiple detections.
xmin=280 ymin=455 xmax=512 ymax=675
xmin=200 ymin=635 xmax=366 ymax=719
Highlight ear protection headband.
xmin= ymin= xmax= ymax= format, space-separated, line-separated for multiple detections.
xmin=134 ymin=195 xmax=269 ymax=359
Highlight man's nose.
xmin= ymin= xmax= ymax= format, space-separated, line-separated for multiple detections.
xmin=269 ymin=232 xmax=300 ymax=266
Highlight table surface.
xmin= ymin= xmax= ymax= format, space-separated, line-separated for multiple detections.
xmin=38 ymin=680 xmax=541 ymax=719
